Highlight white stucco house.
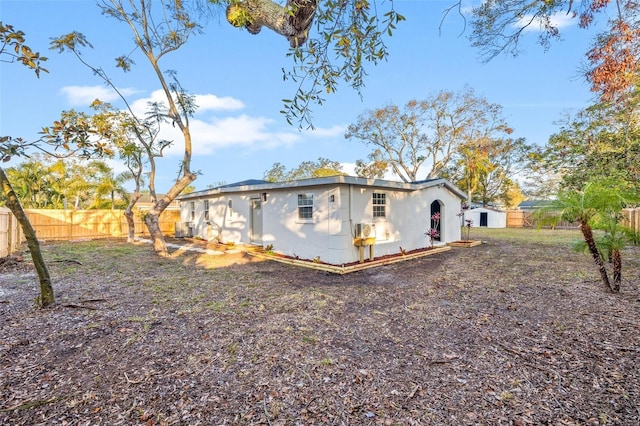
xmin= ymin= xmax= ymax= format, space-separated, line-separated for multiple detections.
xmin=176 ymin=176 xmax=466 ymax=265
xmin=464 ymin=207 xmax=507 ymax=228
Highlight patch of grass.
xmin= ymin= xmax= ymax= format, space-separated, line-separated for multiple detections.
xmin=301 ymin=335 xmax=318 ymax=344
xmin=500 ymin=391 xmax=515 ymax=401
xmin=204 ymin=301 xmax=227 ymax=312
xmin=319 ymin=358 xmax=333 ymax=366
xmin=471 ymin=227 xmax=582 ymax=246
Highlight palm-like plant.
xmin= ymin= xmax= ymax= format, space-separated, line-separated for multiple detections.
xmin=553 ymin=179 xmax=636 ymax=292
xmin=6 ymin=160 xmax=64 ymax=208
xmin=89 ymin=161 xmax=132 ymax=210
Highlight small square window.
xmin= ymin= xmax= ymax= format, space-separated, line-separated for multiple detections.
xmin=373 ymin=193 xmax=386 ymax=218
xmin=298 ymin=194 xmax=313 ymax=220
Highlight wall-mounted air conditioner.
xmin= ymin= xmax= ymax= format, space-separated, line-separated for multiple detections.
xmin=355 ymin=223 xmax=374 ymax=239
xmin=175 ymin=222 xmax=194 ymax=238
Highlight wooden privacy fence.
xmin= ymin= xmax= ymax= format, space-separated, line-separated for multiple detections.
xmin=507 ymin=208 xmax=640 ymax=232
xmin=506 ymin=209 xmax=577 ymax=229
xmin=24 ymin=209 xmax=181 ymax=241
xmin=0 ymin=207 xmax=24 ymax=257
xmin=506 ymin=210 xmax=527 ymax=228
xmin=622 ymin=208 xmax=640 ymax=233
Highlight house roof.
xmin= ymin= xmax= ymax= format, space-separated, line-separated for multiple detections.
xmin=218 ymin=179 xmax=270 ymax=188
xmin=469 ymin=206 xmax=507 ymax=213
xmin=518 ymin=200 xmax=553 ymax=209
xmin=177 ymin=176 xmax=467 ymax=201
xmin=131 ymin=193 xmax=179 ymax=206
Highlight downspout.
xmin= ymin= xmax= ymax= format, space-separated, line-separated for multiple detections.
xmin=349 ymin=184 xmax=354 ymax=237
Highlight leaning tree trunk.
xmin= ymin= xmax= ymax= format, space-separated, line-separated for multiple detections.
xmin=611 ymin=249 xmax=622 ymax=292
xmin=0 ymin=167 xmax=54 ymax=307
xmin=579 ymin=220 xmax=613 ymax=292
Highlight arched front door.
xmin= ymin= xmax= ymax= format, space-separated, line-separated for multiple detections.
xmin=430 ymin=200 xmax=442 ymax=241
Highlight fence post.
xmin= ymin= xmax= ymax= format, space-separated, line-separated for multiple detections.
xmin=8 ymin=209 xmax=17 ymax=255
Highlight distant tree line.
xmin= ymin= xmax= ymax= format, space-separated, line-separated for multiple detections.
xmin=3 ymin=156 xmax=132 ymax=210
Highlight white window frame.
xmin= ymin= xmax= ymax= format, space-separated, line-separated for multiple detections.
xmin=297 ymin=193 xmax=314 ymax=222
xmin=373 ymin=192 xmax=386 ymax=219
xmin=189 ymin=201 xmax=195 ymax=222
xmin=203 ymin=200 xmax=210 ymax=221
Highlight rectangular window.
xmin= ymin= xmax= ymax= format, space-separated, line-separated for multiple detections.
xmin=189 ymin=201 xmax=195 ymax=221
xmin=373 ymin=193 xmax=386 ymax=218
xmin=297 ymin=193 xmax=313 ymax=220
xmin=204 ymin=200 xmax=210 ymax=221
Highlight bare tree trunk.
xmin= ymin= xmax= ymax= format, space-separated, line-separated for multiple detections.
xmin=144 ymin=173 xmax=196 ymax=256
xmin=124 ymin=192 xmax=142 ymax=243
xmin=0 ymin=167 xmax=54 ymax=307
xmin=580 ymin=221 xmax=613 ymax=292
xmin=144 ymin=207 xmax=167 ymax=255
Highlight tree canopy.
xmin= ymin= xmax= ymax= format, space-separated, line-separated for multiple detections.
xmin=346 ymin=88 xmax=512 ymax=183
xmin=52 ymin=0 xmax=204 ymax=255
xmin=442 ymin=136 xmax=533 ymax=207
xmin=263 ymin=157 xmax=345 ymax=181
xmin=537 ymin=92 xmax=640 ymax=194
xmin=214 ymin=0 xmax=405 ymax=128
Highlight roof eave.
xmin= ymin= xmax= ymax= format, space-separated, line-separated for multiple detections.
xmin=177 ymin=176 xmax=466 ymax=200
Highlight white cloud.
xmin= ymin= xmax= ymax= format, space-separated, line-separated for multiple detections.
xmin=60 ymin=85 xmax=139 ymax=106
xmin=195 ymin=94 xmax=245 ymax=112
xmin=61 ymin=88 xmax=305 ymax=156
xmin=305 ymin=124 xmax=347 ymax=138
xmin=152 ymin=113 xmax=301 ymax=156
xmin=128 ymin=90 xmax=246 ymax=116
xmin=188 ymin=115 xmax=300 ymax=155
xmin=517 ymin=12 xmax=577 ymax=32
xmin=124 ymin=90 xmax=303 ymax=155
xmin=129 ymin=90 xmax=170 ymax=116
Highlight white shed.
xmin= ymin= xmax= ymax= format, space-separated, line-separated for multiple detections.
xmin=177 ymin=176 xmax=467 ymax=265
xmin=464 ymin=207 xmax=507 ymax=229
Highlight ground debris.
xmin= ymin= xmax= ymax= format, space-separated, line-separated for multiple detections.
xmin=1 ymin=231 xmax=639 ymax=425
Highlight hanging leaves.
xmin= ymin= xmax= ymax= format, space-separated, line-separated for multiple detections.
xmin=586 ymin=19 xmax=640 ymax=102
xmin=0 ymin=22 xmax=49 ymax=77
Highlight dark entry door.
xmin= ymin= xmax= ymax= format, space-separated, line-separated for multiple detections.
xmin=480 ymin=212 xmax=488 ymax=227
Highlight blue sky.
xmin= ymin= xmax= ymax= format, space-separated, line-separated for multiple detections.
xmin=1 ymin=0 xmax=603 ymax=192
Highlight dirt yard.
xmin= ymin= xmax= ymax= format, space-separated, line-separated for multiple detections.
xmin=1 ymin=229 xmax=639 ymax=425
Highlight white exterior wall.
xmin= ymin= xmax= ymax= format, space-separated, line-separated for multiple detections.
xmin=262 ymin=183 xmax=462 ymax=264
xmin=260 ymin=185 xmax=346 ymax=264
xmin=464 ymin=208 xmax=507 ymax=228
xmin=180 ymin=194 xmax=254 ymax=243
xmin=180 ymin=181 xmax=463 ymax=265
xmin=206 ymin=194 xmax=251 ymax=243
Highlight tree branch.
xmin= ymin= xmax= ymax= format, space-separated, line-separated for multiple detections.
xmin=226 ymin=0 xmax=318 ymax=47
